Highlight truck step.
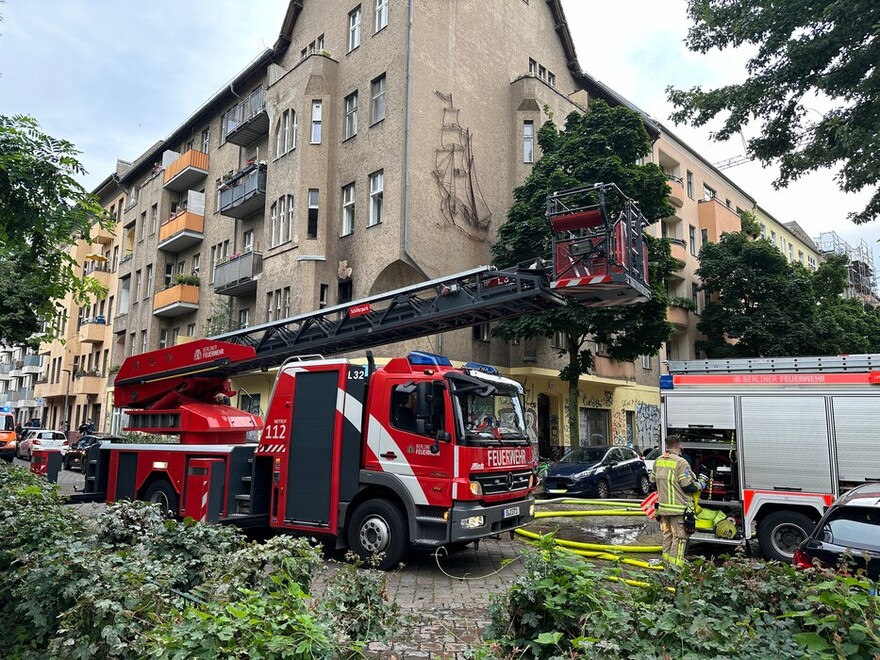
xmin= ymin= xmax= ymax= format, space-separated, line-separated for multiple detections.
xmin=689 ymin=532 xmax=743 ymax=546
xmin=235 ymin=494 xmax=251 ymax=501
xmin=241 ymin=475 xmax=252 ymax=482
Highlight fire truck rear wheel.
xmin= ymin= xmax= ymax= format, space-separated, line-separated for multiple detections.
xmin=758 ymin=510 xmax=813 ymax=563
xmin=143 ymin=479 xmax=179 ymax=518
xmin=347 ymin=499 xmax=408 ymax=570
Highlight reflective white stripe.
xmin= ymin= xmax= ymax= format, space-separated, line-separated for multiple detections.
xmin=366 ymin=414 xmax=429 ymax=505
xmin=341 ymin=390 xmax=363 ymax=432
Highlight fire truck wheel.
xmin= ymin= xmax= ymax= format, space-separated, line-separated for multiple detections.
xmin=347 ymin=499 xmax=408 ymax=570
xmin=143 ymin=480 xmax=180 ymax=518
xmin=595 ymin=479 xmax=610 ymax=499
xmin=758 ymin=510 xmax=813 ymax=563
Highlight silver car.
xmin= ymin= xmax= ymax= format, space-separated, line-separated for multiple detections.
xmin=16 ymin=429 xmax=68 ymax=461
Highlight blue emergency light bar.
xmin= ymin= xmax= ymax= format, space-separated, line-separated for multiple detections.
xmin=462 ymin=361 xmax=499 ymax=376
xmin=659 ymin=375 xmax=674 ymax=390
xmin=0 ymin=406 xmax=10 ymax=413
xmin=407 ymin=351 xmax=452 ymax=367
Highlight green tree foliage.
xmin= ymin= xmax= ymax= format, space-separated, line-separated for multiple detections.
xmin=491 ymin=101 xmax=676 ymax=448
xmin=668 ymin=0 xmax=880 ymax=224
xmin=697 ymin=234 xmax=880 ymax=357
xmin=0 ymin=115 xmax=112 ymax=345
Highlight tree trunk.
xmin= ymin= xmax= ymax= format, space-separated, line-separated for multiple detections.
xmin=567 ymin=350 xmax=580 ymax=450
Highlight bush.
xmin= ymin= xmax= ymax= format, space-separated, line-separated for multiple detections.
xmin=0 ymin=465 xmax=401 ymax=658
xmin=478 ymin=536 xmax=880 ymax=659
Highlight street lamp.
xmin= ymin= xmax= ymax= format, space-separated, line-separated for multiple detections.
xmin=61 ymin=368 xmax=72 ymax=435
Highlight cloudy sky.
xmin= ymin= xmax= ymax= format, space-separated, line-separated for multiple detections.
xmin=1 ymin=0 xmax=877 ymax=271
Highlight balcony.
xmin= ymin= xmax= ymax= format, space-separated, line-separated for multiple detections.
xmin=84 ymin=263 xmax=113 ymax=287
xmin=92 ymin=223 xmax=115 ymax=244
xmin=72 ymin=371 xmax=103 ymax=396
xmin=158 ymin=211 xmax=205 ymax=252
xmin=0 ymin=392 xmax=7 ymax=405
xmin=9 ymin=361 xmax=23 ymax=378
xmin=163 ymin=149 xmax=210 ymax=192
xmin=22 ymin=354 xmax=43 ymax=374
xmin=669 ymin=237 xmax=688 ymax=263
xmin=112 ymin=313 xmax=128 ymax=335
xmin=17 ymin=387 xmax=36 ymax=408
xmin=78 ymin=318 xmax=108 ymax=344
xmin=667 ymin=304 xmax=690 ymax=329
xmin=219 ymin=163 xmax=267 ymax=219
xmin=698 ymin=197 xmax=741 ymax=240
xmin=222 ymin=87 xmax=269 ymax=146
xmin=214 ymin=251 xmax=263 ymax=296
xmin=153 ymin=283 xmax=199 ymax=317
xmin=667 ymin=175 xmax=684 ymax=207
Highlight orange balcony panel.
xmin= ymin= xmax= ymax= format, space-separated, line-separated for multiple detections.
xmin=667 ymin=305 xmax=690 ymax=329
xmin=158 ymin=211 xmax=205 ymax=252
xmin=78 ymin=322 xmax=107 ymax=344
xmin=92 ymin=224 xmax=115 ymax=244
xmin=84 ymin=267 xmax=112 ymax=288
xmin=667 ymin=177 xmax=684 ymax=207
xmin=153 ymin=284 xmax=200 ymax=317
xmin=698 ymin=198 xmax=740 ymax=242
xmin=73 ymin=375 xmax=104 ymax=396
xmin=669 ymin=238 xmax=688 ymax=263
xmin=163 ymin=150 xmax=210 ymax=192
xmin=34 ymin=381 xmax=65 ymax=399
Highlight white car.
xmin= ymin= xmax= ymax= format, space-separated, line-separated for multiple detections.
xmin=16 ymin=429 xmax=69 ymax=461
xmin=643 ymin=446 xmax=661 ymax=478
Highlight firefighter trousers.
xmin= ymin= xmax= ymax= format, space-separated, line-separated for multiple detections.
xmin=658 ymin=514 xmax=688 ymax=566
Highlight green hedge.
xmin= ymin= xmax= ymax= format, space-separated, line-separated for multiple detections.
xmin=478 ymin=535 xmax=879 ymax=659
xmin=0 ymin=465 xmax=399 ymax=659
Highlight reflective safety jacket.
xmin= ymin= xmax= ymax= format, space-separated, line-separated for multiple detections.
xmin=653 ymin=451 xmax=700 ymax=516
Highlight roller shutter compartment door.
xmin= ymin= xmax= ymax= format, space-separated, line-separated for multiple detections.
xmin=832 ymin=397 xmax=880 ymax=483
xmin=740 ymin=396 xmax=832 ymax=494
xmin=665 ymin=396 xmax=735 ymax=429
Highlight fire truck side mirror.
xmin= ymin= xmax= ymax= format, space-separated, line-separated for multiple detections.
xmin=415 ymin=381 xmax=433 ymax=418
xmin=431 ymin=430 xmax=451 ymax=454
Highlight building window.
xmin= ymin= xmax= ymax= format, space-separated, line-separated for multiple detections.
xmin=789 ymin=244 xmax=794 ymax=262
xmin=278 ymin=196 xmax=286 ymax=246
xmin=151 ymin=204 xmax=158 ymax=235
xmin=239 ymin=309 xmax=250 ymax=329
xmin=528 ymin=58 xmax=537 ymax=75
xmin=283 ymin=287 xmax=291 ymax=317
xmin=686 ymin=171 xmax=694 ymax=199
xmin=798 ymin=250 xmax=804 ymax=263
xmin=348 ymin=6 xmax=361 ymax=52
xmin=700 ymin=228 xmax=708 ymax=246
xmin=692 ymin=282 xmax=700 ymax=311
xmin=270 ymin=201 xmax=278 ymax=247
xmin=139 ymin=211 xmax=146 ymax=240
xmin=341 ymin=183 xmax=355 ymax=236
xmin=375 ymin=0 xmax=388 ymax=31
xmin=369 ymin=170 xmax=383 ymax=226
xmin=689 ymin=225 xmax=697 ymax=256
xmin=201 ymin=128 xmax=210 ymax=153
xmin=344 ymin=91 xmax=358 ymax=139
xmin=159 ymin=329 xmax=169 ymax=349
xmin=187 ymin=323 xmax=195 ymax=336
xmin=145 ymin=264 xmax=153 ymax=299
xmin=277 ymin=109 xmax=296 ymax=156
xmin=319 ymin=284 xmax=329 ymax=309
xmin=371 ymin=74 xmax=386 ymax=124
xmin=771 ymin=230 xmax=777 ymax=245
xmin=703 ymin=184 xmax=716 ymax=201
xmin=641 ymin=354 xmax=652 ymax=370
xmin=140 ymin=330 xmax=148 ymax=354
xmin=310 ymin=101 xmax=322 ymax=144
xmin=243 ymin=230 xmax=254 ymax=252
xmin=808 ymin=255 xmax=817 ymax=270
xmin=472 ymin=323 xmax=490 ymax=342
xmin=119 ymin=276 xmax=131 ymax=315
xmin=523 ymin=120 xmax=534 ymax=163
xmin=551 ymin=330 xmax=566 ymax=350
xmin=134 ymin=270 xmax=142 ymax=302
xmin=338 ymin=280 xmax=353 ymax=303
xmin=308 ymin=189 xmax=319 ymax=239
xmin=192 ymin=253 xmax=200 ymax=275
xmin=129 ymin=332 xmax=136 ymax=357
xmin=547 ymin=71 xmax=555 ymax=86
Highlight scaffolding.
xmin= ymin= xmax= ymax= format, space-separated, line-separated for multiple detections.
xmin=813 ymin=231 xmax=878 ymax=303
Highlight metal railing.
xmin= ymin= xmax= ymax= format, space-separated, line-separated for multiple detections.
xmin=222 ymin=87 xmax=266 ymax=140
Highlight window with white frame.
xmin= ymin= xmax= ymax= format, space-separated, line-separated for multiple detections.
xmin=371 ymin=74 xmax=386 ymax=124
xmin=348 ymin=6 xmax=361 ymax=52
xmin=641 ymin=354 xmax=652 ymax=370
xmin=243 ymin=230 xmax=254 ymax=252
xmin=472 ymin=323 xmax=490 ymax=342
xmin=703 ymin=183 xmax=716 ymax=201
xmin=523 ymin=120 xmax=534 ymax=163
xmin=187 ymin=323 xmax=195 ymax=337
xmin=283 ymin=287 xmax=291 ymax=317
xmin=344 ymin=91 xmax=358 ymax=139
xmin=551 ymin=330 xmax=566 ymax=350
xmin=270 ymin=201 xmax=278 ymax=247
xmin=528 ymin=58 xmax=537 ymax=75
xmin=192 ymin=253 xmax=200 ymax=275
xmin=319 ymin=283 xmax=329 ymax=309
xmin=375 ymin=0 xmax=388 ymax=31
xmin=201 ymin=128 xmax=210 ymax=153
xmin=277 ymin=109 xmax=295 ymax=157
xmin=342 ymin=183 xmax=355 ymax=236
xmin=311 ymin=101 xmax=322 ymax=144
xmin=278 ymin=196 xmax=286 ymax=246
xmin=369 ymin=170 xmax=383 ymax=226
xmin=308 ymin=189 xmax=319 ymax=239
xmin=239 ymin=308 xmax=250 ymax=329
xmin=159 ymin=329 xmax=169 ymax=349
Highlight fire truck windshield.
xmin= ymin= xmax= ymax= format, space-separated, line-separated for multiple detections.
xmin=448 ymin=375 xmax=528 ymax=446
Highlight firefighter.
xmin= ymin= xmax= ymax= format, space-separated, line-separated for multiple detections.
xmin=652 ymin=434 xmax=703 ymax=566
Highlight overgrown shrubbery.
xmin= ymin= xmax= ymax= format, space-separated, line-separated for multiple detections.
xmin=0 ymin=465 xmax=400 ymax=658
xmin=478 ymin=535 xmax=880 ymax=659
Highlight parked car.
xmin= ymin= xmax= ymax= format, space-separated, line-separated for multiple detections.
xmin=0 ymin=412 xmax=16 ymax=463
xmin=793 ymin=482 xmax=880 ymax=580
xmin=15 ymin=429 xmax=68 ymax=461
xmin=642 ymin=446 xmax=661 ymax=478
xmin=63 ymin=434 xmax=118 ymax=472
xmin=542 ymin=445 xmax=651 ymax=499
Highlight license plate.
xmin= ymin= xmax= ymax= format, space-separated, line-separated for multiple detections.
xmin=503 ymin=506 xmax=520 ymax=519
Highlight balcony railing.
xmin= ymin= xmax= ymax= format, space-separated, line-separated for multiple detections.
xmin=92 ymin=223 xmax=115 ymax=244
xmin=666 ymin=175 xmax=684 ymax=207
xmin=78 ymin=318 xmax=107 ymax=344
xmin=222 ymin=87 xmax=269 ymax=146
xmin=219 ymin=163 xmax=267 ymax=219
xmin=73 ymin=373 xmax=104 ymax=396
xmin=158 ymin=211 xmax=205 ymax=252
xmin=163 ymin=149 xmax=210 ymax=192
xmin=214 ymin=251 xmax=263 ymax=296
xmin=153 ymin=283 xmax=200 ymax=317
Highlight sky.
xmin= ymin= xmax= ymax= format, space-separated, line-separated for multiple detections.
xmin=0 ymin=0 xmax=877 ymax=275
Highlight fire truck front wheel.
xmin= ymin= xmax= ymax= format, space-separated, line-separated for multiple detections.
xmin=347 ymin=499 xmax=408 ymax=570
xmin=143 ymin=479 xmax=180 ymax=518
xmin=757 ymin=510 xmax=814 ymax=563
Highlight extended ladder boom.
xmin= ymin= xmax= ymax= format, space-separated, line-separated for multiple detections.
xmin=668 ymin=355 xmax=880 ymax=375
xmin=115 ymin=264 xmax=562 ymax=396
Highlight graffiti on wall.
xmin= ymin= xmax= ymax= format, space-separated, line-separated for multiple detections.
xmin=524 ymin=406 xmax=538 ymax=443
xmin=610 ymin=400 xmax=661 ymax=448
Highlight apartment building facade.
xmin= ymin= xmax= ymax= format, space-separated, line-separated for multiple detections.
xmin=106 ymin=0 xmax=669 ymax=454
xmin=33 ymin=170 xmax=127 ymax=433
xmin=755 ymin=206 xmax=823 ymax=270
xmin=0 ymin=344 xmax=43 ymax=425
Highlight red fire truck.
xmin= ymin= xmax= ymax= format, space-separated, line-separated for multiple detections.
xmin=67 ymin=184 xmax=651 ymax=568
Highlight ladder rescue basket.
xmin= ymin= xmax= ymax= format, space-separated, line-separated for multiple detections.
xmin=548 ymin=183 xmax=651 ymax=306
